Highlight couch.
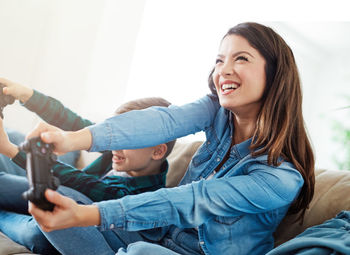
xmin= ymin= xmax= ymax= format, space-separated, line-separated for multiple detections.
xmin=1 ymin=141 xmax=350 ymax=255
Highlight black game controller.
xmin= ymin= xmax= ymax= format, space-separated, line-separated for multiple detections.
xmin=0 ymin=84 xmax=15 ymax=119
xmin=19 ymin=137 xmax=60 ymax=211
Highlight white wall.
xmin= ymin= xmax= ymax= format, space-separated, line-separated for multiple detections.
xmin=126 ymin=3 xmax=350 ymax=170
xmin=79 ymin=0 xmax=146 ymax=121
xmin=0 ymin=0 xmax=145 ymax=132
xmin=1 ymin=0 xmax=350 ymax=170
xmin=267 ymin=22 xmax=350 ymax=169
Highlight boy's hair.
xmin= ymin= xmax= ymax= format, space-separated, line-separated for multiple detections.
xmin=114 ymin=97 xmax=176 ymax=159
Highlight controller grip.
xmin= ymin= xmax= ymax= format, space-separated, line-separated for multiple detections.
xmin=22 ymin=186 xmax=55 ymax=211
xmin=22 ymin=175 xmax=60 ymax=211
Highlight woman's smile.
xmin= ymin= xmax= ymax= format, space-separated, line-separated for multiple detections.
xmin=220 ymin=80 xmax=240 ymax=95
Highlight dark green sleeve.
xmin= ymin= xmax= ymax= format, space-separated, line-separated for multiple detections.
xmin=51 ymin=153 xmax=134 ymax=202
xmin=52 ymin=153 xmax=167 ymax=202
xmin=52 ymin=166 xmax=131 ymax=202
xmin=12 ymin=151 xmax=120 ymax=202
xmin=21 ymin=90 xmax=94 ymax=131
xmin=82 ymin=151 xmax=113 ymax=176
xmin=11 ymin=150 xmax=27 ymax=169
xmin=12 ymin=150 xmax=166 ymax=202
xmin=12 ymin=150 xmax=128 ymax=202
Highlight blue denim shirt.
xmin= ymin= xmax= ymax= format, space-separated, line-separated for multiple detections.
xmin=89 ymin=95 xmax=304 ymax=255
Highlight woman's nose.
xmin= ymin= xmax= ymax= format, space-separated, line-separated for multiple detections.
xmin=219 ymin=61 xmax=234 ymax=76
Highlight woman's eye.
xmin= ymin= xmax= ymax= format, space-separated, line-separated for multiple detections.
xmin=215 ymin=59 xmax=223 ymax=64
xmin=236 ymin=56 xmax=248 ymax=61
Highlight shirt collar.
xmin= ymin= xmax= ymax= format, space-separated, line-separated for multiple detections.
xmin=234 ymin=138 xmax=252 ymax=159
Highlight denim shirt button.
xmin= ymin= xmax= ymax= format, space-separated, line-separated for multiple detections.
xmin=109 ymin=224 xmax=115 ymax=229
xmin=216 ymin=158 xmax=220 ymax=162
xmin=200 ymin=241 xmax=205 ymax=245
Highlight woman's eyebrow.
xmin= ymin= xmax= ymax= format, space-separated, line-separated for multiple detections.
xmin=217 ymin=51 xmax=255 ymax=59
xmin=233 ymin=51 xmax=254 ymax=58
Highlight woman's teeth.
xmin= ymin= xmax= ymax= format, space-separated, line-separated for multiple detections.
xmin=222 ymin=83 xmax=238 ymax=91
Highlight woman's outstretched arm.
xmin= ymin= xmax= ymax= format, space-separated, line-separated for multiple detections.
xmin=28 ymin=95 xmax=219 ymax=153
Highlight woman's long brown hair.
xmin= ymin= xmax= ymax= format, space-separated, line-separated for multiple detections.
xmin=208 ymin=22 xmax=315 ymax=222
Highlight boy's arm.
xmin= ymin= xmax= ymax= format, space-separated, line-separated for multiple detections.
xmin=0 ymin=78 xmax=94 ymax=130
xmin=82 ymin=151 xmax=113 ymax=176
xmin=50 ymin=154 xmax=166 ymax=202
xmin=10 ymin=148 xmax=129 ymax=201
xmin=9 ymin=146 xmax=165 ymax=203
xmin=0 ymin=117 xmax=20 ymax=158
xmin=23 ymin=90 xmax=94 ymax=131
xmin=10 ymin=149 xmax=166 ymax=203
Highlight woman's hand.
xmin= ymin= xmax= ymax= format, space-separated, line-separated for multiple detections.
xmin=0 ymin=77 xmax=33 ymax=103
xmin=27 ymin=121 xmax=93 ymax=154
xmin=29 ymin=189 xmax=101 ymax=232
xmin=0 ymin=117 xmax=19 ymax=158
xmin=27 ymin=121 xmax=72 ymax=155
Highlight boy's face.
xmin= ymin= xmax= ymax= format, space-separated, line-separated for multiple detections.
xmin=112 ymin=147 xmax=157 ymax=176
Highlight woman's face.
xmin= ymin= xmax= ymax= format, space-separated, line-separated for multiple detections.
xmin=213 ymin=34 xmax=266 ymax=115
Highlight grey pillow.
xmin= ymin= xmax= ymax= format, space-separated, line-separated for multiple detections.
xmin=0 ymin=231 xmax=32 ymax=255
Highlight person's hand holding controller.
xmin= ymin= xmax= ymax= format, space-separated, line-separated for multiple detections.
xmin=26 ymin=121 xmax=93 ymax=155
xmin=29 ymin=189 xmax=101 ymax=232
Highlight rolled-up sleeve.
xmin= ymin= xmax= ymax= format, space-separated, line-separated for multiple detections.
xmin=88 ymin=95 xmax=219 ymax=152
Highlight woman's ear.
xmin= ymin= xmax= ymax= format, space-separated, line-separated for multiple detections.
xmin=151 ymin=144 xmax=168 ymax=160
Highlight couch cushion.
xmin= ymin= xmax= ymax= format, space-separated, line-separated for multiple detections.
xmin=274 ymin=169 xmax=350 ymax=246
xmin=0 ymin=231 xmax=32 ymax=255
xmin=166 ymin=141 xmax=203 ymax=187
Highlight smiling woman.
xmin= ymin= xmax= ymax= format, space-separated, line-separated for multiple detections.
xmin=18 ymin=22 xmax=315 ymax=255
xmin=0 ymin=1 xmax=348 ymax=254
